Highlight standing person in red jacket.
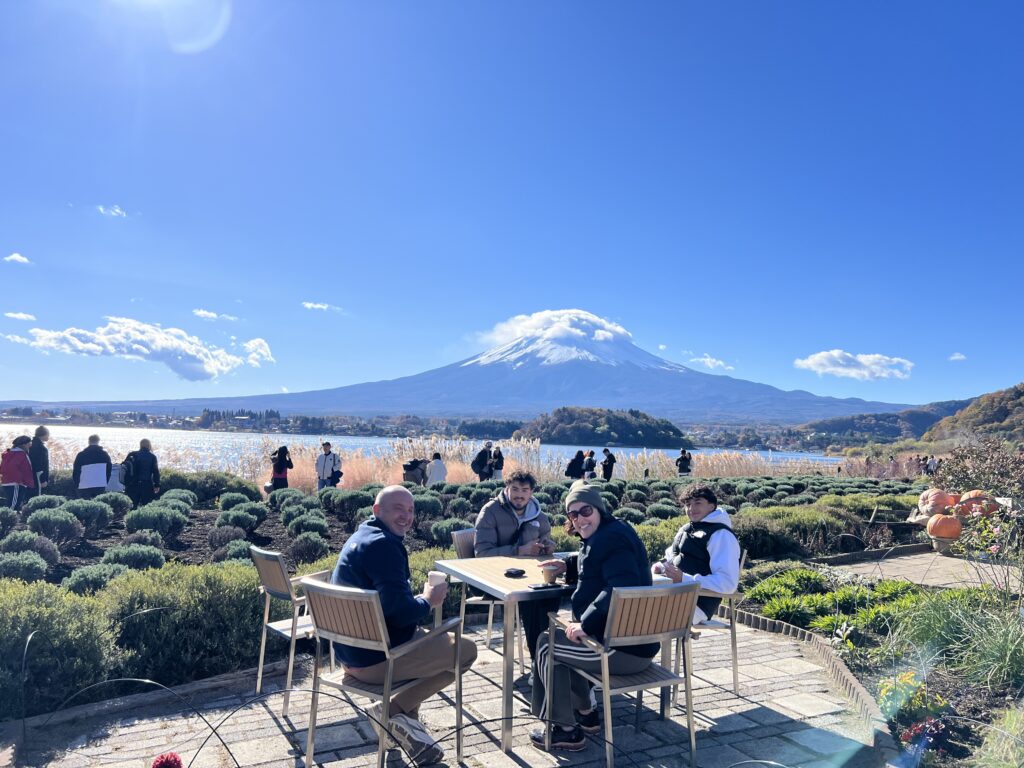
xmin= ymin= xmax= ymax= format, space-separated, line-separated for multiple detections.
xmin=1 ymin=435 xmax=35 ymax=510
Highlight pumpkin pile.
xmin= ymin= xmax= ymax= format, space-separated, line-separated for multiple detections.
xmin=916 ymin=488 xmax=1002 ymax=541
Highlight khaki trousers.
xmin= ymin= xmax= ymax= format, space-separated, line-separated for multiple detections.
xmin=343 ymin=628 xmax=478 ymax=716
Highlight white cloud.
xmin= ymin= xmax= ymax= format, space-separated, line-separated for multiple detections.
xmin=689 ymin=353 xmax=734 ymax=371
xmin=4 ymin=312 xmax=36 ymax=321
xmin=794 ymin=349 xmax=913 ymax=380
xmin=4 ymin=253 xmax=30 ymax=264
xmin=96 ymin=204 xmax=127 ymax=218
xmin=657 ymin=344 xmax=667 ymax=351
xmin=193 ymin=308 xmax=238 ymax=322
xmin=478 ymin=309 xmax=631 ymax=346
xmin=680 ymin=349 xmax=694 ymax=356
xmin=280 ymin=386 xmax=289 ymax=393
xmin=4 ymin=316 xmax=274 ymax=381
xmin=4 ymin=334 xmax=30 ymax=344
xmin=243 ymin=338 xmax=274 ymax=367
xmin=301 ymin=301 xmax=344 ymax=312
xmin=949 ymin=352 xmax=967 ymax=362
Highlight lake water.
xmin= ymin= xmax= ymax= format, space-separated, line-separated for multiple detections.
xmin=0 ymin=422 xmax=839 ymax=471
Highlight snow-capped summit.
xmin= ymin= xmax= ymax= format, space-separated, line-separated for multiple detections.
xmin=461 ymin=309 xmax=683 ymax=370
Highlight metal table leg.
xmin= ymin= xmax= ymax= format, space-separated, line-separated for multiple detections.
xmin=502 ymin=598 xmax=515 ymax=752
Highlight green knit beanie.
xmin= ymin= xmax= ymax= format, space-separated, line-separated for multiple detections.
xmin=563 ymin=480 xmax=607 ymax=514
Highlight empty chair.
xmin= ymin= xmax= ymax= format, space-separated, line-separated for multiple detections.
xmin=300 ymin=578 xmax=466 ymax=767
xmin=544 ymin=581 xmax=701 ymax=767
xmin=450 ymin=527 xmax=526 ymax=673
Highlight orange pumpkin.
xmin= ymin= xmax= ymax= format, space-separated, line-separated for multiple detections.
xmin=918 ymin=489 xmax=955 ymax=516
xmin=955 ymin=490 xmax=1000 ymax=517
xmin=927 ymin=514 xmax=963 ymax=539
xmin=947 ymin=493 xmax=962 ymax=506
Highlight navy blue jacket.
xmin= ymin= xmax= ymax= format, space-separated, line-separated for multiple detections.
xmin=330 ymin=517 xmax=430 ymax=667
xmin=570 ymin=517 xmax=657 ymax=658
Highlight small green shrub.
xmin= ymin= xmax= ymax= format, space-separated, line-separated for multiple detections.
xmin=124 ymin=530 xmax=164 ymax=548
xmin=408 ymin=546 xmax=460 ymax=616
xmin=447 ymin=497 xmax=472 ymax=518
xmin=268 ymin=487 xmax=305 ymax=511
xmin=745 ymin=579 xmax=795 ymax=603
xmin=0 ymin=507 xmax=15 ymax=539
xmin=540 ymin=484 xmax=566 ymax=502
xmin=22 ymin=495 xmax=66 ymax=515
xmin=159 ymin=469 xmax=260 ymax=503
xmin=732 ymin=516 xmax=802 ymax=559
xmin=26 ymin=508 xmax=84 ymax=549
xmin=287 ymin=513 xmax=330 ymax=539
xmin=209 ymin=526 xmax=247 ymax=549
xmin=213 ymin=539 xmax=253 ymax=562
xmin=852 ymin=595 xmax=923 ymax=634
xmin=801 ymin=593 xmax=835 ymax=616
xmin=0 ymin=580 xmax=119 ymax=719
xmin=828 ymin=584 xmax=873 ymax=613
xmin=740 ymin=559 xmax=804 ymax=587
xmin=599 ymin=492 xmax=619 ymax=511
xmin=95 ymin=492 xmax=133 ymax=517
xmin=160 ymin=488 xmax=198 ymax=507
xmin=234 ymin=501 xmax=269 ymax=527
xmin=634 ymin=517 xmax=685 ymax=564
xmin=218 ymin=492 xmax=251 ymax=511
xmin=320 ymin=489 xmax=372 ymax=521
xmin=103 ymin=544 xmax=165 ymax=570
xmin=624 ymin=489 xmax=647 ymax=503
xmin=290 ymin=532 xmax=330 ymax=563
xmin=616 ymin=508 xmax=646 ymax=524
xmin=149 ymin=498 xmax=191 ymax=516
xmin=125 ymin=505 xmax=187 ymax=540
xmin=215 ymin=509 xmax=258 ymax=533
xmin=871 ymin=579 xmax=919 ymax=601
xmin=62 ymin=499 xmax=113 ymax=538
xmin=0 ymin=551 xmax=48 ymax=581
xmin=281 ymin=502 xmax=324 ymax=528
xmin=776 ymin=568 xmax=830 ymax=594
xmin=762 ymin=595 xmax=815 ymax=627
xmin=430 ymin=519 xmax=473 ymax=547
xmin=645 ymin=502 xmax=680 ymax=520
xmin=413 ymin=496 xmax=443 ymax=518
xmin=809 ymin=613 xmax=852 ymax=634
xmin=62 ymin=563 xmax=130 ymax=595
xmin=469 ymin=489 xmax=492 ymax=509
xmin=0 ymin=530 xmax=60 ymax=567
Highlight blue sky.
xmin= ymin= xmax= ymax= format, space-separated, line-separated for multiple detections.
xmin=2 ymin=1 xmax=1022 ymax=407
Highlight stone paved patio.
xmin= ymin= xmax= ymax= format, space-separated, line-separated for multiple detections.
xmin=837 ymin=550 xmax=1019 ymax=589
xmin=10 ymin=622 xmax=888 ymax=768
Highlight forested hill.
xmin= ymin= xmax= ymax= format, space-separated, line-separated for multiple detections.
xmin=800 ymin=398 xmax=974 ymax=444
xmin=925 ymin=383 xmax=1024 ymax=444
xmin=513 ymin=407 xmax=693 ymax=448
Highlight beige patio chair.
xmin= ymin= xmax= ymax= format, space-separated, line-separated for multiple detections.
xmin=678 ymin=549 xmax=748 ymax=698
xmin=300 ymin=578 xmax=465 ymax=768
xmin=450 ymin=528 xmax=526 ymax=674
xmin=250 ymin=546 xmax=330 ymax=717
xmin=545 ymin=581 xmax=701 ymax=768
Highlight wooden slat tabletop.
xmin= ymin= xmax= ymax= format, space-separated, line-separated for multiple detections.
xmin=434 ymin=555 xmax=571 ymax=603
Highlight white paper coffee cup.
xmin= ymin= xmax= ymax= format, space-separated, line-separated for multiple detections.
xmin=428 ymin=570 xmax=447 ymax=586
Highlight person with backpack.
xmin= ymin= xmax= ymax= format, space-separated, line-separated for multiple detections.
xmin=490 ymin=446 xmax=505 ymax=481
xmin=471 ymin=441 xmax=493 ymax=482
xmin=582 ymin=450 xmax=597 ymax=479
xmin=600 ymin=448 xmax=616 ymax=481
xmin=123 ymin=439 xmax=160 ymax=508
xmin=1 ymin=436 xmax=35 ymax=510
xmin=315 ymin=442 xmax=343 ymax=490
xmin=564 ymin=450 xmax=585 ymax=480
xmin=675 ymin=448 xmax=693 ymax=476
xmin=270 ymin=446 xmax=293 ymax=490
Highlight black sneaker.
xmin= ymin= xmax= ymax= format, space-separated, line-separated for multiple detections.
xmin=575 ymin=708 xmax=601 ymax=734
xmin=529 ymin=724 xmax=587 ymax=752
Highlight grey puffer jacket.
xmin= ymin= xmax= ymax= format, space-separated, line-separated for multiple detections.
xmin=474 ymin=491 xmax=551 ymax=556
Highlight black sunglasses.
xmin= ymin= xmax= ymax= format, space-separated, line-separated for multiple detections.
xmin=567 ymin=505 xmax=596 ymax=519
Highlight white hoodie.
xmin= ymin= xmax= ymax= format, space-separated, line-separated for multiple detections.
xmin=663 ymin=507 xmax=740 ymax=596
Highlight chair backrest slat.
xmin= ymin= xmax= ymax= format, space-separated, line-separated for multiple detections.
xmin=249 ymin=546 xmax=294 ymax=602
xmin=606 ymin=582 xmax=699 ymax=648
xmin=301 ymin=578 xmax=391 ymax=652
xmin=451 ymin=528 xmax=476 ymax=559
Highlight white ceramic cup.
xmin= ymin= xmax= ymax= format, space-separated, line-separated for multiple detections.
xmin=427 ymin=570 xmax=447 ymax=587
xmin=541 ymin=565 xmax=560 ymax=584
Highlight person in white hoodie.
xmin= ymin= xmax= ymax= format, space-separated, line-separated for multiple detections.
xmin=425 ymin=452 xmax=447 ymax=486
xmin=315 ymin=442 xmax=343 ymax=490
xmin=653 ymin=484 xmax=740 ymax=624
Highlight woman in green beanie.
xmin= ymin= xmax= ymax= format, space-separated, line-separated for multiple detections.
xmin=528 ymin=480 xmax=655 ymax=752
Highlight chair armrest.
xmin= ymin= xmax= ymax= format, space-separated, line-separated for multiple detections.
xmin=293 ymin=570 xmax=330 ymax=585
xmin=390 ymin=617 xmax=463 ymax=660
xmin=546 ymin=612 xmax=604 ymax=653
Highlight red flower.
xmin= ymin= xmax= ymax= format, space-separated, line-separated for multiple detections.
xmin=152 ymin=754 xmax=183 ymax=768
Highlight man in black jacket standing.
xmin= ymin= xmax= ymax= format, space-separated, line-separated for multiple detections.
xmin=28 ymin=427 xmax=49 ymax=496
xmin=72 ymin=435 xmax=112 ymax=499
xmin=124 ymin=439 xmax=160 ymax=508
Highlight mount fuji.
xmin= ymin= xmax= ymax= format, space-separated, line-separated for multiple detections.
xmin=6 ymin=310 xmax=913 ymax=424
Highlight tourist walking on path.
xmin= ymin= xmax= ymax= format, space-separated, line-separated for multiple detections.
xmin=72 ymin=435 xmax=112 ymax=499
xmin=564 ymin=450 xmax=585 ymax=480
xmin=29 ymin=426 xmax=49 ymax=496
xmin=529 ymin=481 xmax=656 ymax=752
xmin=582 ymin=450 xmax=597 ymax=479
xmin=425 ymin=452 xmax=447 ymax=486
xmin=600 ymin=448 xmax=616 ymax=481
xmin=1 ymin=435 xmax=35 ymax=510
xmin=490 ymin=446 xmax=504 ymax=481
xmin=315 ymin=442 xmax=342 ymax=490
xmin=123 ymin=439 xmax=160 ymax=508
xmin=270 ymin=446 xmax=293 ymax=490
xmin=675 ymin=448 xmax=692 ymax=476
xmin=471 ymin=441 xmax=493 ymax=482
xmin=330 ymin=485 xmax=478 ymax=763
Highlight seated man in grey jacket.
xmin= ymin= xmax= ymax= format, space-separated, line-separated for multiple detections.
xmin=474 ymin=469 xmax=560 ymax=659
